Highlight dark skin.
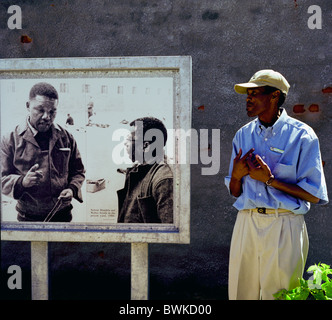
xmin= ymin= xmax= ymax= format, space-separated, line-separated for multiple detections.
xmin=230 ymin=87 xmax=319 ymax=204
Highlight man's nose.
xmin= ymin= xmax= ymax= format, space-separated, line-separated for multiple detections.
xmin=42 ymin=111 xmax=51 ymax=120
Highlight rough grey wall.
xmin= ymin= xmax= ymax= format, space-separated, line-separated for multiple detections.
xmin=1 ymin=0 xmax=331 ymax=300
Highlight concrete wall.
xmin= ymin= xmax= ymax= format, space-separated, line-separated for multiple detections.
xmin=1 ymin=0 xmax=331 ymax=299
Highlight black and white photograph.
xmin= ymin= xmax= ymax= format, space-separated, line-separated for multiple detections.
xmin=1 ymin=75 xmax=175 ymax=225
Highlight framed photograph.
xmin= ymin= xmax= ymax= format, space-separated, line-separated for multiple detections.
xmin=0 ymin=56 xmax=191 ymax=243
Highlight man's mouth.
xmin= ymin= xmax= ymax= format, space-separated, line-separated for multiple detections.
xmin=38 ymin=122 xmax=50 ymax=130
xmin=246 ymin=103 xmax=254 ymax=111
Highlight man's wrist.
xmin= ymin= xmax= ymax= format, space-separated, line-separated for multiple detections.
xmin=13 ymin=176 xmax=26 ymax=199
xmin=231 ymin=175 xmax=243 ymax=183
xmin=68 ymin=184 xmax=78 ymax=198
xmin=265 ymin=175 xmax=275 ymax=186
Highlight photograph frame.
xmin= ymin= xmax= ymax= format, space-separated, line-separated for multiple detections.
xmin=0 ymin=56 xmax=191 ymax=244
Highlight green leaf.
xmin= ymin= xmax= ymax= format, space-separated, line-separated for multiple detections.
xmin=320 ymin=263 xmax=331 ymax=270
xmin=300 ymin=278 xmax=308 ymax=288
xmin=273 ymin=289 xmax=288 ymax=300
xmin=307 ymin=264 xmax=323 ymax=287
xmin=274 ymin=263 xmax=332 ymax=300
xmin=321 ymin=281 xmax=332 ymax=299
xmin=282 ymin=286 xmax=309 ymax=300
xmin=322 ymin=270 xmax=332 ymax=283
xmin=311 ymin=290 xmax=328 ymax=300
xmin=291 ymin=287 xmax=310 ymax=300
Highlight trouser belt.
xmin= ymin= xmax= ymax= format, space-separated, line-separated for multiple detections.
xmin=250 ymin=208 xmax=291 ymax=214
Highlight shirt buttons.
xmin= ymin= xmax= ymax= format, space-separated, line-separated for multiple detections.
xmin=264 ymin=138 xmax=268 ymax=141
xmin=258 ymin=193 xmax=262 ymax=197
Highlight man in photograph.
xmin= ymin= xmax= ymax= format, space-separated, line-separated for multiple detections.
xmin=225 ymin=70 xmax=328 ymax=299
xmin=66 ymin=113 xmax=74 ymax=126
xmin=1 ymin=82 xmax=85 ymax=222
xmin=117 ymin=117 xmax=173 ymax=223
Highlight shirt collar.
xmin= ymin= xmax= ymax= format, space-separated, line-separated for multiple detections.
xmin=27 ymin=117 xmax=38 ymax=136
xmin=256 ymin=108 xmax=287 ymax=135
xmin=26 ymin=117 xmax=61 ymax=136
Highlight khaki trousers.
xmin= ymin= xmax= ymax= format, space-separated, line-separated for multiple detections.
xmin=228 ymin=209 xmax=309 ymax=300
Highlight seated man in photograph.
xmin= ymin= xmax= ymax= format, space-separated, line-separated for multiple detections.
xmin=117 ymin=117 xmax=173 ymax=223
xmin=1 ymin=82 xmax=85 ymax=222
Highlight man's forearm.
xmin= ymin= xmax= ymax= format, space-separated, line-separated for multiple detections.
xmin=247 ymin=154 xmax=320 ymax=204
xmin=270 ymin=178 xmax=320 ymax=204
xmin=229 ymin=175 xmax=319 ymax=204
xmin=229 ymin=176 xmax=243 ymax=198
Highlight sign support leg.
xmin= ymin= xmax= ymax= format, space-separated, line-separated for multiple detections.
xmin=131 ymin=242 xmax=149 ymax=300
xmin=31 ymin=241 xmax=49 ymax=300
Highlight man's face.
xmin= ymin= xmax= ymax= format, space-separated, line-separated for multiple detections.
xmin=125 ymin=132 xmax=136 ymax=162
xmin=246 ymin=87 xmax=273 ymax=118
xmin=27 ymin=95 xmax=58 ymax=132
xmin=125 ymin=129 xmax=147 ymax=163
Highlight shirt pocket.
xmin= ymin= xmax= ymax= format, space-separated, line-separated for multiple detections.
xmin=52 ymin=147 xmax=71 ymax=176
xmin=273 ymin=163 xmax=297 ymax=184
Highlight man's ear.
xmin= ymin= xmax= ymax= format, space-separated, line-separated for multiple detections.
xmin=272 ymin=90 xmax=281 ymax=100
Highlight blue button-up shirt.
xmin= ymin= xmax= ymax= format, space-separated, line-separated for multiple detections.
xmin=225 ymin=109 xmax=329 ymax=214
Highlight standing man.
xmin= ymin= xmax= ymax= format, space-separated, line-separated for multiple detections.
xmin=225 ymin=70 xmax=328 ymax=300
xmin=1 ymin=82 xmax=85 ymax=222
xmin=117 ymin=117 xmax=173 ymax=223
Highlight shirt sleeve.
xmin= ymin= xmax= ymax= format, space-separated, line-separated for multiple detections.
xmin=224 ymin=135 xmax=240 ymax=197
xmin=152 ymin=177 xmax=174 ymax=223
xmin=296 ymin=132 xmax=329 ymax=205
xmin=1 ymin=132 xmax=21 ymax=198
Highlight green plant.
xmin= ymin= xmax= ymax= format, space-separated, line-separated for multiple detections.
xmin=273 ymin=263 xmax=332 ymax=300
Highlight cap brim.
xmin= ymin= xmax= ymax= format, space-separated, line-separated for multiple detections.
xmin=234 ymin=82 xmax=267 ymax=94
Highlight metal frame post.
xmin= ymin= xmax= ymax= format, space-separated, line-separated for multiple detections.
xmin=131 ymin=243 xmax=149 ymax=300
xmin=31 ymin=241 xmax=48 ymax=300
